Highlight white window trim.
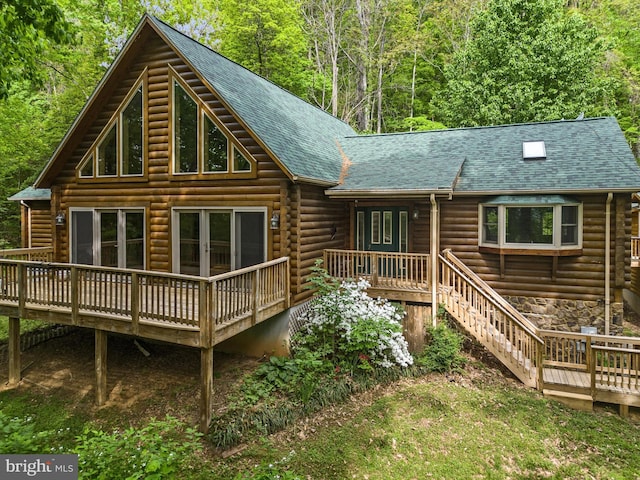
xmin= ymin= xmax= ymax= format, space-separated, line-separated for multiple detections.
xmin=478 ymin=202 xmax=583 ymax=251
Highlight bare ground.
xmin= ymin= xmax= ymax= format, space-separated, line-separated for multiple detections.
xmin=1 ymin=316 xmax=639 ymax=453
xmin=0 ymin=328 xmax=259 ymax=429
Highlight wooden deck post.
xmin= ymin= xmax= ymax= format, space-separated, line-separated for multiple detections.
xmin=8 ymin=317 xmax=20 ymax=385
xmin=95 ymin=330 xmax=108 ymax=406
xmin=200 ymin=347 xmax=214 ymax=433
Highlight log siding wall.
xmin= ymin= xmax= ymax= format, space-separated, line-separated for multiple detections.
xmin=291 ymin=186 xmax=349 ymax=304
xmin=44 ymin=33 xmax=306 ymax=290
xmin=439 ymin=194 xmax=631 ymax=303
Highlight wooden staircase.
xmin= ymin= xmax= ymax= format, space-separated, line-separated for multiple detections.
xmin=439 ymin=249 xmax=640 ymax=414
xmin=439 ymin=249 xmax=542 ymax=388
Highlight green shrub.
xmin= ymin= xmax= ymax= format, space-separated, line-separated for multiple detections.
xmin=294 ymin=263 xmax=413 ymax=371
xmin=0 ymin=410 xmax=54 ymax=453
xmin=417 ymin=323 xmax=465 ymax=373
xmin=73 ymin=416 xmax=201 ymax=480
xmin=241 ymin=350 xmax=330 ymax=406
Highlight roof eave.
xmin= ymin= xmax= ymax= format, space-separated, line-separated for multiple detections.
xmin=35 ymin=15 xmax=153 ymax=188
xmin=453 ymin=187 xmax=640 ymax=196
xmin=325 ymin=188 xmax=454 ymax=199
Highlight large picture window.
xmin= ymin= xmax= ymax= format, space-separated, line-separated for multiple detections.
xmin=79 ymin=81 xmax=145 ymax=179
xmin=479 ymin=196 xmax=581 ymax=253
xmin=171 ymin=74 xmax=254 ymax=177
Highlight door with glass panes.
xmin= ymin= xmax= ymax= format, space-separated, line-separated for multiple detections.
xmin=70 ymin=209 xmax=145 ymax=268
xmin=355 ymin=207 xmax=408 ymax=276
xmin=174 ymin=209 xmax=265 ymax=276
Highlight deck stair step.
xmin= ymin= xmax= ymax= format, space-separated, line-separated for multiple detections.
xmin=543 ymin=389 xmax=593 ymax=412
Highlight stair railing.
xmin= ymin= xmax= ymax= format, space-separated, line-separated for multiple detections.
xmin=439 ymin=249 xmax=544 ymax=388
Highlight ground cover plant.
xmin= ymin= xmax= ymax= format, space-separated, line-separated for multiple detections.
xmin=1 ymin=340 xmax=640 ymax=478
xmin=208 ymin=265 xmax=426 ymax=448
xmin=0 ymin=316 xmax=48 ymax=338
xmin=1 ymin=291 xmax=640 ymax=478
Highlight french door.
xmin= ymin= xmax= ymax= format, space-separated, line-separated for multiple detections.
xmin=173 ymin=209 xmax=266 ymax=276
xmin=70 ymin=209 xmax=145 ymax=268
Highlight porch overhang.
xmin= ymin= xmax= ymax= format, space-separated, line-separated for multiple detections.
xmin=324 ymin=188 xmax=453 ymax=199
xmin=8 ymin=187 xmax=51 ymax=202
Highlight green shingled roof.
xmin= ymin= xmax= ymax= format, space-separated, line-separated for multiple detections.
xmin=31 ymin=15 xmax=640 ymax=196
xmin=149 ymin=16 xmax=356 ymax=184
xmin=331 ymin=133 xmax=465 ymax=194
xmin=8 ymin=187 xmax=51 ymax=202
xmin=329 ymin=117 xmax=640 ymax=196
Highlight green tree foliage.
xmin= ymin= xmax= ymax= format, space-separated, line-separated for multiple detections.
xmin=432 ymin=0 xmax=616 ymax=127
xmin=0 ymin=0 xmax=75 ymax=98
xmin=580 ymin=0 xmax=640 ymax=155
xmin=219 ymin=0 xmax=311 ymax=97
xmin=0 ymin=87 xmax=55 ymax=246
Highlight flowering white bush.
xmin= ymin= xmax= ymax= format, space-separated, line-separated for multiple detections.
xmin=296 ymin=276 xmax=413 ymax=370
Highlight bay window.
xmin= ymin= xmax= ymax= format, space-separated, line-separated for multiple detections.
xmin=479 ymin=196 xmax=582 ymax=253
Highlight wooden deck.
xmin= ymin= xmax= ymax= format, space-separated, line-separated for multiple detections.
xmin=0 ymin=249 xmax=290 ymax=431
xmin=0 ymin=256 xmax=289 ymax=348
xmin=439 ymin=249 xmax=640 ymax=414
xmin=323 ymin=249 xmax=431 ymax=302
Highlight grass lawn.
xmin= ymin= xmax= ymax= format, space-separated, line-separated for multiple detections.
xmin=214 ymin=370 xmax=640 ymax=479
xmin=0 ymin=316 xmax=49 ymax=339
xmin=0 ymin=335 xmax=639 ymax=479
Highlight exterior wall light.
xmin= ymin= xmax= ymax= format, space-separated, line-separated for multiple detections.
xmin=412 ymin=208 xmax=419 ymax=220
xmin=270 ymin=212 xmax=280 ymax=229
xmin=55 ymin=211 xmax=66 ymax=226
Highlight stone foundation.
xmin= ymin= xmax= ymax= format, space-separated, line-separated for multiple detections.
xmin=503 ymin=296 xmax=624 ymax=335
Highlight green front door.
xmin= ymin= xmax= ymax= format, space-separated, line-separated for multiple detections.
xmin=355 ymin=207 xmax=409 ymax=278
xmin=356 ymin=207 xmax=408 ymax=253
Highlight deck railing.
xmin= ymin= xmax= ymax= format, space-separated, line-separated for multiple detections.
xmin=440 ymin=249 xmax=640 ymax=402
xmin=540 ymin=329 xmax=640 ymax=392
xmin=0 ymin=247 xmax=53 ymax=262
xmin=323 ymin=249 xmax=430 ymax=290
xmin=0 ymin=254 xmax=289 ymax=348
xmin=439 ymin=249 xmax=543 ymax=387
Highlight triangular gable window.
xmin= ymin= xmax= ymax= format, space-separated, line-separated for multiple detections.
xmin=204 ymin=115 xmax=228 ymax=172
xmin=171 ymin=70 xmax=255 ymax=178
xmin=77 ymin=78 xmax=145 ymax=179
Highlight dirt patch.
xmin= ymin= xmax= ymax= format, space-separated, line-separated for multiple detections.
xmin=0 ymin=328 xmax=259 ymax=428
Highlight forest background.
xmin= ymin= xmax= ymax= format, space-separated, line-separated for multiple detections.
xmin=0 ymin=0 xmax=638 ymax=247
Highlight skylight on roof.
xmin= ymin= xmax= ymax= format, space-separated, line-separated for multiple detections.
xmin=523 ymin=141 xmax=546 ymax=159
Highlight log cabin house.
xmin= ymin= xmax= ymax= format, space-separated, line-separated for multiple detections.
xmin=6 ymin=15 xmax=640 ymax=426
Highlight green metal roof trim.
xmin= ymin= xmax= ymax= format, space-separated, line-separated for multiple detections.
xmin=8 ymin=187 xmax=51 ymax=202
xmin=329 ymin=117 xmax=640 ymax=195
xmin=150 ymin=16 xmax=356 ymax=184
xmin=330 ymin=133 xmax=465 ymax=193
xmin=484 ymin=195 xmax=579 ymax=204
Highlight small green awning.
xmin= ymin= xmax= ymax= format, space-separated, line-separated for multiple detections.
xmin=484 ymin=194 xmax=578 ymax=205
xmin=8 ymin=186 xmax=51 ymax=202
